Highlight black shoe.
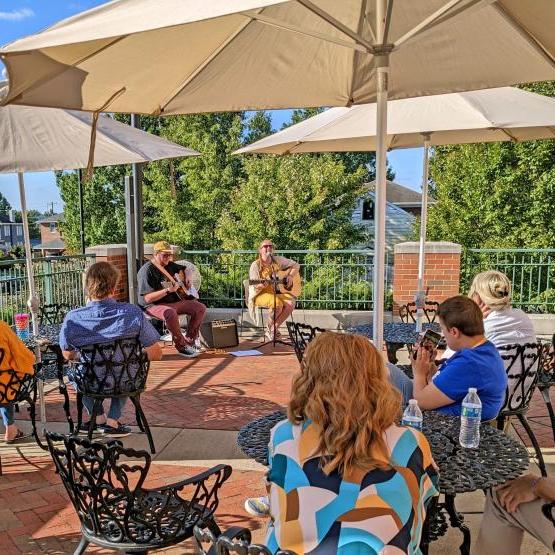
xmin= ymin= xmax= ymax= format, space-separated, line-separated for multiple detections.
xmin=78 ymin=421 xmax=99 ymax=434
xmin=100 ymin=423 xmax=132 ymax=437
xmin=177 ymin=345 xmax=199 ymax=358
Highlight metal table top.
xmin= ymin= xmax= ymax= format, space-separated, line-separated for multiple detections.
xmin=237 ymin=410 xmax=529 ymax=495
xmin=349 ymin=322 xmax=441 ymax=345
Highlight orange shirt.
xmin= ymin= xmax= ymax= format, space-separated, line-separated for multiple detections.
xmin=0 ymin=320 xmax=36 ymax=380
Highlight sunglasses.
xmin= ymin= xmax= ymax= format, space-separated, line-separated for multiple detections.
xmin=261 ymin=245 xmax=274 ymax=249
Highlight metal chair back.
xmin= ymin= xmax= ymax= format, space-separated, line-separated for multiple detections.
xmin=399 ymin=301 xmax=439 ymax=324
xmin=70 ymin=336 xmax=149 ymax=397
xmin=498 ymin=342 xmax=541 ymax=415
xmin=286 ymin=321 xmax=326 ymax=363
xmin=39 ymin=303 xmax=71 ymax=325
xmin=45 ymin=431 xmax=232 ymax=551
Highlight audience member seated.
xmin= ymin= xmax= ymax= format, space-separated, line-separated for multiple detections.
xmin=390 ymin=296 xmax=508 ymax=420
xmin=0 ymin=321 xmax=36 ymax=443
xmin=265 ymin=332 xmax=438 ymax=553
xmin=443 ymin=270 xmax=536 ymax=358
xmin=476 ymin=473 xmax=555 ymax=554
xmin=137 ymin=241 xmax=206 ymax=358
xmin=60 ymin=262 xmax=161 ymax=436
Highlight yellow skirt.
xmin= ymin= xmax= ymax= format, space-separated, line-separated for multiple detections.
xmin=254 ymin=292 xmax=295 ymax=308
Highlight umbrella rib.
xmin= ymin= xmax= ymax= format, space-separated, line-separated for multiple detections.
xmin=394 ymin=0 xmax=490 ymax=49
xmin=155 ymin=14 xmax=256 ymax=114
xmin=497 ymin=128 xmax=518 ymax=142
xmin=243 ymin=11 xmax=367 ymax=52
xmin=295 ymin=0 xmax=375 ymax=52
xmin=493 ymin=3 xmax=555 ymax=70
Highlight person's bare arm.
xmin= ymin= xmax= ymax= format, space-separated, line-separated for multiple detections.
xmin=412 ymin=346 xmax=455 ymax=410
xmin=144 ymin=282 xmax=179 ymax=304
xmin=144 ymin=342 xmax=162 ymax=361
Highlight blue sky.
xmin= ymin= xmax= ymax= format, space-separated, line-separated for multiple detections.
xmin=0 ymin=1 xmax=424 ymax=212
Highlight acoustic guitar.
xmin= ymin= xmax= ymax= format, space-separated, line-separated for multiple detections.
xmin=249 ymin=270 xmax=302 ymax=297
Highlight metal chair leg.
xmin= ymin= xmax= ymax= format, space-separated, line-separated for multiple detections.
xmin=517 ymin=413 xmax=547 ymax=477
xmin=73 ymin=536 xmax=89 ymax=555
xmin=540 ymin=386 xmax=555 ymax=445
xmin=130 ymin=396 xmax=155 ymax=454
xmin=88 ymin=399 xmax=103 ymax=441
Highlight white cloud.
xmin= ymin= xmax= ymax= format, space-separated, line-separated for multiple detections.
xmin=0 ymin=7 xmax=35 ymax=21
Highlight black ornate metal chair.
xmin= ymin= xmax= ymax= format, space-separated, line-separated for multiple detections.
xmin=541 ymin=501 xmax=554 ymax=551
xmin=39 ymin=303 xmax=72 ymax=325
xmin=45 ymin=432 xmax=231 ymax=555
xmin=193 ymin=525 xmax=297 ymax=555
xmin=0 ymin=348 xmax=42 ymax=474
xmin=69 ymin=337 xmax=155 ymax=453
xmin=399 ymin=301 xmax=440 ymax=324
xmin=496 ymin=342 xmax=546 ymax=476
xmin=286 ymin=321 xmax=326 ymax=363
xmin=535 ymin=335 xmax=555 ymax=444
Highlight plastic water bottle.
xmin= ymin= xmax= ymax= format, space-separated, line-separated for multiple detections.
xmin=402 ymin=399 xmax=423 ymax=431
xmin=459 ymin=388 xmax=482 ymax=448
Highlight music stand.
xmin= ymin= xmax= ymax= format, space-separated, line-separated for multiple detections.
xmin=257 ymin=272 xmax=292 ymax=349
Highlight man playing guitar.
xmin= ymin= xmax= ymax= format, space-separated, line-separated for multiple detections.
xmin=137 ymin=241 xmax=206 ymax=358
xmin=249 ymin=239 xmax=300 ymax=341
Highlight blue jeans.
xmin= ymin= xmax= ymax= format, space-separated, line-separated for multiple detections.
xmin=82 ymin=396 xmax=127 ymax=421
xmin=387 ymin=363 xmax=413 ymax=406
xmin=0 ymin=404 xmax=15 ymax=426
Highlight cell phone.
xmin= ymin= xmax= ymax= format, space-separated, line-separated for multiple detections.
xmin=413 ymin=329 xmax=443 ymax=359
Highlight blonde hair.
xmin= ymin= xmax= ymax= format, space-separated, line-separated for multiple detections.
xmin=288 ymin=332 xmax=401 ymax=477
xmin=85 ymin=262 xmax=120 ymax=300
xmin=468 ymin=270 xmax=512 ymax=311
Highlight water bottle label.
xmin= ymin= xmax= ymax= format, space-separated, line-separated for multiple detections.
xmin=461 ymin=406 xmax=481 ymax=418
xmin=402 ymin=417 xmax=423 ymax=430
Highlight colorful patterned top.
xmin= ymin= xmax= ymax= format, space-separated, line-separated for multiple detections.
xmin=265 ymin=419 xmax=439 ymax=554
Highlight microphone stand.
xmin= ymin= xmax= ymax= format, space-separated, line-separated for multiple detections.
xmin=257 ymin=256 xmax=291 ymax=349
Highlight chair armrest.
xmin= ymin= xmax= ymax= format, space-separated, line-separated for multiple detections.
xmin=151 ymin=464 xmax=232 ymax=493
xmin=193 ymin=525 xmax=252 ymax=555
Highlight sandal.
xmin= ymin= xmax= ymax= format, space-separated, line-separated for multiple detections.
xmin=5 ymin=429 xmax=29 ymax=444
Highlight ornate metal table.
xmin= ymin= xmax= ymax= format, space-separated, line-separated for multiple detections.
xmin=237 ymin=410 xmax=529 ymax=554
xmin=349 ymin=322 xmax=441 ymax=363
xmin=24 ymin=324 xmax=63 ymax=379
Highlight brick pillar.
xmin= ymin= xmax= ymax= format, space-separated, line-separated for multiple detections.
xmin=392 ymin=242 xmax=462 ymax=314
xmin=85 ymin=244 xmax=129 ymax=301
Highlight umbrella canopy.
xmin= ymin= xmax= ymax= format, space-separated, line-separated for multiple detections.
xmin=236 ymin=87 xmax=555 ymax=154
xmin=3 ymin=0 xmax=553 ymax=349
xmin=0 ymin=1 xmax=554 ymax=114
xmin=0 ymin=104 xmax=198 ymax=172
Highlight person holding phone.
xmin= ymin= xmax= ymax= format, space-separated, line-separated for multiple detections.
xmin=388 ymin=296 xmax=507 ymax=420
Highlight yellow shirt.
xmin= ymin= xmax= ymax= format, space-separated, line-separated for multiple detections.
xmin=0 ymin=320 xmax=36 ymax=383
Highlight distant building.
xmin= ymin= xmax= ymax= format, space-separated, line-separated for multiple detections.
xmin=34 ymin=213 xmax=66 ymax=256
xmin=352 ymin=180 xmax=427 ymax=250
xmin=0 ymin=213 xmax=25 ymax=253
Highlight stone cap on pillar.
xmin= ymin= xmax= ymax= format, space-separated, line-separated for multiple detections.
xmin=85 ymin=244 xmax=128 ymax=256
xmin=394 ymin=241 xmax=461 ymax=254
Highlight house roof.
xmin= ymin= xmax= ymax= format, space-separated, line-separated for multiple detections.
xmin=364 ymin=180 xmax=426 ymax=207
xmin=36 ymin=213 xmax=63 ymax=224
xmin=32 ymin=238 xmax=66 ymax=251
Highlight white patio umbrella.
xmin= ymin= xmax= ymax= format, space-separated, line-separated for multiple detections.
xmin=1 ymin=0 xmax=554 ymax=348
xmin=235 ymin=86 xmax=555 ymax=329
xmin=0 ymin=103 xmax=199 ymax=424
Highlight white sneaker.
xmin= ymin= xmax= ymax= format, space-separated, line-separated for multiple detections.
xmin=244 ymin=496 xmax=270 ymax=517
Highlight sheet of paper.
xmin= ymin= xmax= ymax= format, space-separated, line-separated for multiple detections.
xmin=229 ymin=349 xmax=263 ymax=357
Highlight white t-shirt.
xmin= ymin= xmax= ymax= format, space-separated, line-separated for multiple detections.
xmin=443 ymin=307 xmax=536 ymax=358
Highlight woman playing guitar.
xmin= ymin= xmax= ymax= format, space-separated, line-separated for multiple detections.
xmin=248 ymin=239 xmax=301 ymax=341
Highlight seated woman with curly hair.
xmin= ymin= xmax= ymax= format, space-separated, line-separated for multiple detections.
xmin=265 ymin=332 xmax=439 ymax=554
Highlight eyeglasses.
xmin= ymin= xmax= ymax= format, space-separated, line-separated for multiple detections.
xmin=159 ymin=252 xmax=172 ymax=258
xmin=261 ymin=244 xmax=274 ymax=250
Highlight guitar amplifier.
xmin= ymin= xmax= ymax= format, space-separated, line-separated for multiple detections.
xmin=200 ymin=319 xmax=239 ymax=349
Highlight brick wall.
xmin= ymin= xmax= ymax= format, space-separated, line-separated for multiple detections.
xmin=392 ymin=242 xmax=462 ymax=313
xmin=85 ymin=244 xmax=129 ymax=301
xmin=39 ymin=222 xmax=62 ymax=244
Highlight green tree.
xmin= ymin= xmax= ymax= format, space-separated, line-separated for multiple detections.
xmin=427 ymin=81 xmax=555 ymax=248
xmin=13 ymin=210 xmax=41 ymax=240
xmin=0 ymin=192 xmax=11 ymax=218
xmin=216 ymin=154 xmax=367 ymax=249
xmin=142 ymin=112 xmax=245 ymax=248
xmin=245 ymin=111 xmax=272 ymax=144
xmin=58 ymin=167 xmax=128 ymax=252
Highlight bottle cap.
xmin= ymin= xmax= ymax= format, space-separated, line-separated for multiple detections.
xmin=468 ymin=387 xmax=477 ymax=393
xmin=408 ymin=399 xmax=418 ymax=405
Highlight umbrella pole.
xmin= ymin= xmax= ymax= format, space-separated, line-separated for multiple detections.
xmin=131 ymin=114 xmax=144 ymax=267
xmin=415 ymin=133 xmax=431 ymax=333
xmin=17 ymin=173 xmax=45 ymax=426
xmin=372 ymin=0 xmax=389 ymax=351
xmin=78 ymin=169 xmax=85 ymax=254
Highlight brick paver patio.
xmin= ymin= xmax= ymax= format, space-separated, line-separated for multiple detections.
xmin=2 ymin=338 xmax=552 ymax=553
